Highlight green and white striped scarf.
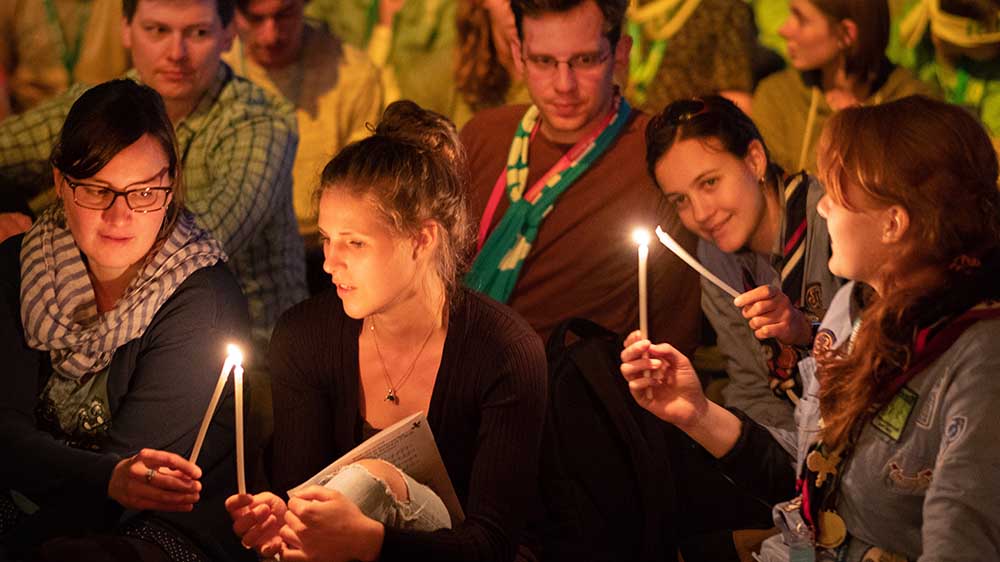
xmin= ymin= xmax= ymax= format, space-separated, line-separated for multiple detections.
xmin=466 ymin=96 xmax=632 ymax=302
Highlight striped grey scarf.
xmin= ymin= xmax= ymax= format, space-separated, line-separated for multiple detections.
xmin=20 ymin=206 xmax=226 ymax=380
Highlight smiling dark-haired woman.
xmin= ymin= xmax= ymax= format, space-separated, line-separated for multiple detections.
xmin=646 ymin=95 xmax=841 ymax=433
xmin=624 ymin=95 xmax=1000 ymax=561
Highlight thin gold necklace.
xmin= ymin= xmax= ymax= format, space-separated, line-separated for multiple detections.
xmin=369 ymin=316 xmax=436 ymax=404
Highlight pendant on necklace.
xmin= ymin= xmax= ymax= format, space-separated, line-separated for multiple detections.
xmin=816 ymin=510 xmax=847 ymax=549
xmin=385 ymin=389 xmax=398 ymax=404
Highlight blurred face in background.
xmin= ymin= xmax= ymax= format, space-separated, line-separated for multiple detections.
xmin=235 ymin=0 xmax=306 ymax=69
xmin=484 ymin=0 xmax=519 ymax=73
xmin=122 ymin=0 xmax=235 ymax=118
xmin=779 ymin=0 xmax=848 ymax=72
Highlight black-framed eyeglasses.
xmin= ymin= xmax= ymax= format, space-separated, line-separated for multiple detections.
xmin=66 ymin=180 xmax=173 ymax=212
xmin=521 ymin=49 xmax=612 ymax=75
xmin=661 ymin=98 xmax=709 ymax=126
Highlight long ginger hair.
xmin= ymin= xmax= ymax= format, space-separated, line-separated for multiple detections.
xmin=814 ymin=95 xmax=1000 ymax=450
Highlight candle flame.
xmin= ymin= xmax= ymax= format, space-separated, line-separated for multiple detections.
xmin=632 ymin=228 xmax=651 ymax=246
xmin=226 ymin=344 xmax=244 ymax=366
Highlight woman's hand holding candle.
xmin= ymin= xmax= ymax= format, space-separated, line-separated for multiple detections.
xmin=734 ymin=285 xmax=813 ymax=346
xmin=619 ymin=331 xmax=708 ymax=431
xmin=108 ymin=448 xmax=202 ymax=512
xmin=226 ymin=491 xmax=288 ymax=557
xmin=620 ymin=331 xmax=743 ymax=459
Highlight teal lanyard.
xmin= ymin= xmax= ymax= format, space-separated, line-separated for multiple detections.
xmin=364 ymin=0 xmax=380 ymax=44
xmin=627 ymin=21 xmax=667 ymax=105
xmin=42 ymin=0 xmax=91 ymax=78
xmin=949 ymin=67 xmax=970 ymax=105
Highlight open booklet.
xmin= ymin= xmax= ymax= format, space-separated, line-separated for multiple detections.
xmin=287 ymin=411 xmax=465 ymax=526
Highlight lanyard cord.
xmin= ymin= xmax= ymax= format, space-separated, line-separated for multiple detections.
xmin=42 ymin=0 xmax=91 ymax=78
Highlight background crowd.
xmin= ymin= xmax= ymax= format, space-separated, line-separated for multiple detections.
xmin=1 ymin=0 xmax=999 ymax=561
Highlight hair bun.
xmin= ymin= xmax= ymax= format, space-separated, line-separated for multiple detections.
xmin=374 ymin=101 xmax=463 ymax=164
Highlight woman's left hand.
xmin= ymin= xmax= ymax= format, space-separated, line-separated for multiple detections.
xmin=734 ymin=285 xmax=813 ymax=346
xmin=279 ymin=486 xmax=385 ymax=562
xmin=107 ymin=448 xmax=201 ymax=512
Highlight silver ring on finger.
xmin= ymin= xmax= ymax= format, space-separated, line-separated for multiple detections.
xmin=145 ymin=468 xmax=156 ymax=483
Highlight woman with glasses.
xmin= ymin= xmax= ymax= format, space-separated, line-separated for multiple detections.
xmin=752 ymin=0 xmax=932 ymax=175
xmin=625 ymin=94 xmax=1000 ymax=561
xmin=646 ymin=95 xmax=841 ymax=433
xmin=0 ymin=80 xmax=253 ymax=561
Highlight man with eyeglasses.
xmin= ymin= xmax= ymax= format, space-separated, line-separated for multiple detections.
xmin=0 ymin=0 xmax=307 ymax=354
xmin=462 ymin=0 xmax=700 ymax=350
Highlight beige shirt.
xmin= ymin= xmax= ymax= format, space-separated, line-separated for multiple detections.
xmin=752 ymin=65 xmax=935 ymax=174
xmin=305 ymin=0 xmax=457 ymax=118
xmin=225 ymin=21 xmax=384 ymax=243
xmin=0 ymin=0 xmax=127 ymax=114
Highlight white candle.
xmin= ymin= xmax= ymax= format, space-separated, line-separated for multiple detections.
xmin=189 ymin=345 xmax=242 ymax=465
xmin=234 ymin=364 xmax=246 ymax=495
xmin=632 ymin=229 xmax=650 ymax=338
xmin=632 ymin=229 xmax=653 ymax=400
xmin=654 ymin=226 xmax=741 ymax=299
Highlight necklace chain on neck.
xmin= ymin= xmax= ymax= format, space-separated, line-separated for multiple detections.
xmin=369 ymin=316 xmax=436 ymax=404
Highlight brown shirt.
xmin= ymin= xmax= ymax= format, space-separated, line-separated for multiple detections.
xmin=460 ymin=104 xmax=701 ymax=353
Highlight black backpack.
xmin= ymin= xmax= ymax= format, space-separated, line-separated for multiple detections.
xmin=529 ymin=317 xmax=790 ymax=562
xmin=531 ymin=318 xmax=680 ymax=562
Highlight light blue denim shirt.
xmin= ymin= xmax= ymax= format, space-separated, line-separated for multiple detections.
xmin=760 ymin=282 xmax=1000 ymax=561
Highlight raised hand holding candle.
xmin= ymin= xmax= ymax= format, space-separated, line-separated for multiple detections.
xmin=234 ymin=363 xmax=246 ymax=495
xmin=654 ymin=226 xmax=741 ymax=299
xmin=632 ymin=229 xmax=653 ymax=400
xmin=189 ymin=344 xmax=243 ymax=466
